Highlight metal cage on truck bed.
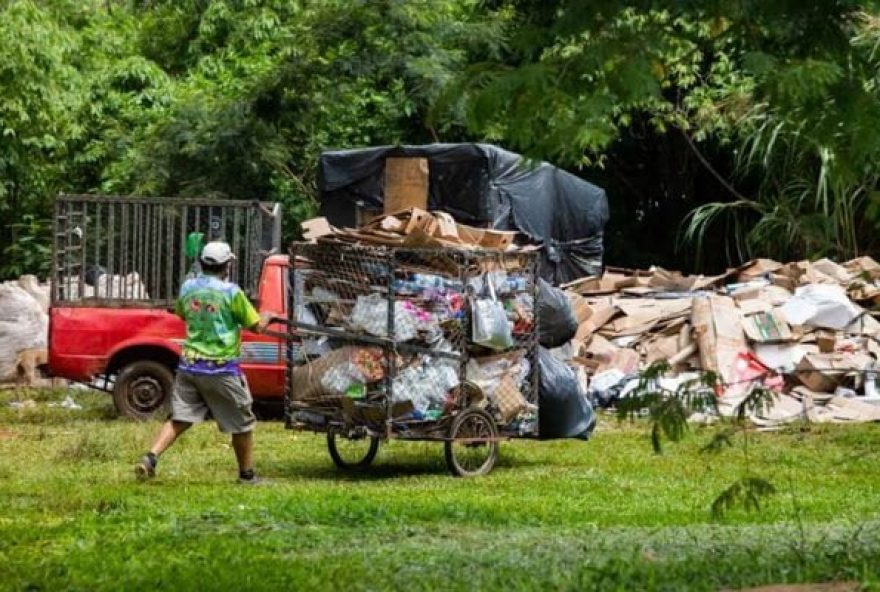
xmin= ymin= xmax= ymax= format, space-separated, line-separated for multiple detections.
xmin=52 ymin=194 xmax=281 ymax=307
xmin=284 ymin=241 xmax=540 ymax=477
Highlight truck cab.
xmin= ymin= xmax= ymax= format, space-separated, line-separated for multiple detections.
xmin=48 ymin=195 xmax=290 ymax=419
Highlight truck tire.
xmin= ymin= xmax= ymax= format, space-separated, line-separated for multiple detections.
xmin=113 ymin=361 xmax=173 ymax=421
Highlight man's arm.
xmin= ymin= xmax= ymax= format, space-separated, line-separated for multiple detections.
xmin=231 ymin=290 xmax=267 ymax=333
xmin=173 ymin=298 xmax=186 ymax=320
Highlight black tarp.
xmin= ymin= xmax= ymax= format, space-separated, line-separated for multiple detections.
xmin=318 ymin=143 xmax=609 ymax=284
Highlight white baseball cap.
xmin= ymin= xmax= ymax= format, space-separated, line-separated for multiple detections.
xmin=200 ymin=241 xmax=236 ymax=265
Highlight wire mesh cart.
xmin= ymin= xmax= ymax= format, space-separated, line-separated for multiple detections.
xmin=283 ymin=242 xmax=539 ymax=476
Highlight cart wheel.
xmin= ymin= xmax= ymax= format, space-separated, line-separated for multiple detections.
xmin=444 ymin=407 xmax=498 ymax=477
xmin=327 ymin=432 xmax=379 ymax=470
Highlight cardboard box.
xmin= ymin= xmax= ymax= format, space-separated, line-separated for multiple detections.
xmin=495 ymin=374 xmax=528 ymax=422
xmin=742 ymin=310 xmax=793 ymax=343
xmin=815 ymin=330 xmax=836 ymax=353
xmin=794 ymin=352 xmax=873 ymax=393
xmin=384 ymin=157 xmax=429 ymax=213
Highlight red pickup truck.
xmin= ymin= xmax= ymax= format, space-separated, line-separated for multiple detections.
xmin=48 ymin=195 xmax=292 ymax=419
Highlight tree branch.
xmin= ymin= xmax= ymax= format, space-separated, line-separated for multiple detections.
xmin=678 ymin=127 xmax=750 ymax=203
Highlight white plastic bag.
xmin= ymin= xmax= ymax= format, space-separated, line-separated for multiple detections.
xmin=780 ymin=284 xmax=861 ymax=329
xmin=471 ymin=277 xmax=514 ymax=350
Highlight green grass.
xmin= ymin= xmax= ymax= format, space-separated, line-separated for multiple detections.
xmin=1 ymin=388 xmax=880 ymax=591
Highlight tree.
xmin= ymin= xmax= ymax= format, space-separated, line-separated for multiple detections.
xmin=445 ymin=0 xmax=880 ymax=268
xmin=0 ymin=0 xmax=84 ymax=278
xmin=102 ymin=0 xmax=507 ymax=241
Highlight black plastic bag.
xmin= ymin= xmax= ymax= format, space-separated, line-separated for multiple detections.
xmin=536 ymin=278 xmax=577 ymax=348
xmin=537 ymin=347 xmax=596 ymax=440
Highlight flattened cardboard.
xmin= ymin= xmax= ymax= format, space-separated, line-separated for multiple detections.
xmin=826 ymin=396 xmax=880 ymax=422
xmin=649 ymin=268 xmax=698 ymax=291
xmin=455 ymin=223 xmax=485 ymax=246
xmin=433 ymin=211 xmax=460 ymax=240
xmin=644 ymin=333 xmax=681 ymax=365
xmin=844 ymin=255 xmax=880 ymax=280
xmin=480 ymin=229 xmax=518 ymax=250
xmin=404 ymin=208 xmax=438 ymax=235
xmin=575 ymin=301 xmax=617 ymax=341
xmin=738 ymin=258 xmax=783 ymax=279
xmin=691 ymin=295 xmax=747 ymax=385
xmin=737 ymin=298 xmax=772 ymax=316
xmin=811 ymin=258 xmax=851 ymax=284
xmin=384 ymin=157 xmax=429 ymax=213
xmin=301 ymin=217 xmax=334 ymax=241
xmin=567 ymin=292 xmax=592 ymax=324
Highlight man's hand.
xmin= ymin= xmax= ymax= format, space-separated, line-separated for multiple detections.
xmin=254 ymin=312 xmax=274 ymax=334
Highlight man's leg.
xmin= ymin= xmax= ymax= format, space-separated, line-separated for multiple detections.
xmin=150 ymin=420 xmax=192 ymax=456
xmin=135 ymin=420 xmax=191 ymax=479
xmin=231 ymin=431 xmax=253 ymax=474
xmin=136 ymin=371 xmax=207 ymax=480
xmin=198 ymin=373 xmax=259 ymax=481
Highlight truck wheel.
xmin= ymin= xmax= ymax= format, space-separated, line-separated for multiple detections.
xmin=113 ymin=361 xmax=173 ymax=421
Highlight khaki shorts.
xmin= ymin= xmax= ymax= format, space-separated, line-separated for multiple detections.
xmin=170 ymin=371 xmax=256 ymax=434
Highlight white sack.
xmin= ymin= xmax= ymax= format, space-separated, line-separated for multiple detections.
xmin=0 ymin=283 xmax=48 ymax=382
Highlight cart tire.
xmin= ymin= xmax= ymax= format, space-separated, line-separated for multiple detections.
xmin=444 ymin=407 xmax=499 ymax=477
xmin=327 ymin=432 xmax=380 ymax=470
xmin=113 ymin=361 xmax=173 ymax=421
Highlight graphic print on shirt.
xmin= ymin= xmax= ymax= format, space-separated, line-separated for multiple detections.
xmin=184 ymin=289 xmax=235 ymax=350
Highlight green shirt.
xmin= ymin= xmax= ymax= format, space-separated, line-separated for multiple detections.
xmin=174 ymin=275 xmax=261 ymax=363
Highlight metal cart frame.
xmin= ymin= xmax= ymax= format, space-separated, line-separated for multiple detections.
xmin=283 ymin=242 xmax=539 ymax=477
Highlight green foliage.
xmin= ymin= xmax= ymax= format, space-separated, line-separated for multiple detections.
xmin=712 ymin=477 xmax=778 ymax=519
xmin=617 ymin=362 xmax=718 ymax=453
xmin=448 ymin=1 xmax=880 ymax=264
xmin=0 ymin=215 xmax=52 ymax=279
xmin=0 ymin=0 xmax=82 ymax=263
xmin=5 ymin=0 xmax=880 ymax=277
xmin=0 ymin=0 xmax=505 ymax=279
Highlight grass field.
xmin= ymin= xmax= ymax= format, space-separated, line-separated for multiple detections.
xmin=2 ymin=388 xmax=880 ymax=591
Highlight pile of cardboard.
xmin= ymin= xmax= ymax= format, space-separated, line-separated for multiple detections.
xmin=561 ymin=257 xmax=880 ymax=425
xmin=302 ymin=208 xmax=521 ymax=251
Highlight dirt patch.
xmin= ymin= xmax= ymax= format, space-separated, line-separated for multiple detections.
xmin=0 ymin=429 xmax=17 ymax=440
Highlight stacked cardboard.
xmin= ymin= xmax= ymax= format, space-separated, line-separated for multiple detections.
xmin=302 ymin=210 xmax=520 ymax=251
xmin=560 ymin=257 xmax=880 ymax=424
